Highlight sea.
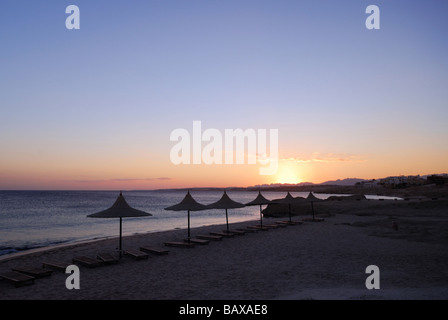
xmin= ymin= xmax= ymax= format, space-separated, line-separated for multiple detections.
xmin=0 ymin=190 xmax=400 ymax=258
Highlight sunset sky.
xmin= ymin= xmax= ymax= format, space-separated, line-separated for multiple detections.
xmin=1 ymin=0 xmax=447 ymax=190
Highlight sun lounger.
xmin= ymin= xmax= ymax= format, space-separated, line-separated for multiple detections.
xmin=272 ymin=222 xmax=287 ymax=227
xmin=224 ymin=229 xmax=246 ymax=235
xmin=12 ymin=267 xmax=52 ymax=278
xmin=97 ymin=253 xmax=119 ymax=265
xmin=0 ymin=271 xmax=35 ymax=287
xmin=164 ymin=241 xmax=195 ymax=248
xmin=124 ymin=249 xmax=149 ymax=260
xmin=184 ymin=238 xmax=209 ymax=245
xmin=264 ymin=224 xmax=281 ymax=229
xmin=247 ymin=225 xmax=269 ymax=231
xmin=210 ymin=232 xmax=234 ymax=238
xmin=277 ymin=220 xmax=302 ymax=225
xmin=302 ymin=218 xmax=324 ymax=222
xmin=139 ymin=246 xmax=169 ymax=255
xmin=42 ymin=260 xmax=71 ymax=271
xmin=197 ymin=234 xmax=223 ymax=241
xmin=237 ymin=227 xmax=257 ymax=233
xmin=72 ymin=256 xmax=102 ymax=268
xmin=263 ymin=224 xmax=280 ymax=229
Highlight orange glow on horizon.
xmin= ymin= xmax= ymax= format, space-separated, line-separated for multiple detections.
xmin=1 ymin=148 xmax=447 ymax=190
xmin=272 ymin=163 xmax=302 ymax=185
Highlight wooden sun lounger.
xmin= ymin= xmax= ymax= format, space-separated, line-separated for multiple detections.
xmin=12 ymin=267 xmax=53 ymax=278
xmin=164 ymin=241 xmax=195 ymax=248
xmin=264 ymin=224 xmax=280 ymax=229
xmin=42 ymin=260 xmax=71 ymax=271
xmin=272 ymin=223 xmax=287 ymax=228
xmin=277 ymin=220 xmax=302 ymax=225
xmin=124 ymin=249 xmax=149 ymax=260
xmin=247 ymin=225 xmax=269 ymax=231
xmin=97 ymin=253 xmax=119 ymax=265
xmin=0 ymin=271 xmax=35 ymax=287
xmin=210 ymin=232 xmax=234 ymax=238
xmin=72 ymin=256 xmax=102 ymax=268
xmin=197 ymin=234 xmax=223 ymax=241
xmin=223 ymin=229 xmax=245 ymax=235
xmin=140 ymin=246 xmax=169 ymax=255
xmin=302 ymin=217 xmax=325 ymax=222
xmin=237 ymin=228 xmax=257 ymax=233
xmin=184 ymin=238 xmax=210 ymax=245
xmin=276 ymin=220 xmax=292 ymax=225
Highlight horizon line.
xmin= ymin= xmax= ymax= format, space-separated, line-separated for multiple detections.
xmin=2 ymin=172 xmax=447 ymax=192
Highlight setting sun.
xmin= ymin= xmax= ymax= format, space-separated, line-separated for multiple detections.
xmin=273 ymin=163 xmax=302 ymax=184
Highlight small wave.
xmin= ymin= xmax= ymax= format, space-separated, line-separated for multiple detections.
xmin=0 ymin=247 xmax=19 ymax=256
xmin=0 ymin=243 xmax=52 ymax=257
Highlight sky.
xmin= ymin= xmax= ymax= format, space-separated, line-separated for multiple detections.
xmin=1 ymin=0 xmax=447 ymax=190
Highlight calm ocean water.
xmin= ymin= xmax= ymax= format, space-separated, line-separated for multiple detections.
xmin=0 ymin=190 xmax=399 ymax=257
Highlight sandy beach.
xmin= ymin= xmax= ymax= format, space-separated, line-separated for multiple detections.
xmin=1 ymin=198 xmax=447 ymax=301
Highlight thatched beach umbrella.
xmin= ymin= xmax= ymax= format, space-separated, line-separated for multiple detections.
xmin=273 ymin=192 xmax=302 ymax=223
xmin=206 ymin=191 xmax=245 ymax=233
xmin=306 ymin=192 xmax=323 ymax=220
xmin=245 ymin=191 xmax=271 ymax=227
xmin=87 ymin=192 xmax=152 ymax=258
xmin=164 ymin=191 xmax=207 ymax=243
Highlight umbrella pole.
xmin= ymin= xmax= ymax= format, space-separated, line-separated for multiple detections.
xmin=311 ymin=201 xmax=315 ymax=220
xmin=259 ymin=204 xmax=263 ymax=227
xmin=119 ymin=217 xmax=123 ymax=258
xmin=187 ymin=210 xmax=191 ymax=243
xmin=289 ymin=203 xmax=292 ymax=223
xmin=225 ymin=209 xmax=229 ymax=233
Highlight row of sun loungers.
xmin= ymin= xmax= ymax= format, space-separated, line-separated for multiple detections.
xmin=1 ymin=219 xmax=309 ymax=288
xmin=0 ymin=266 xmax=53 ymax=287
xmin=162 ymin=219 xmax=305 ymax=249
xmin=0 ymin=271 xmax=36 ymax=287
xmin=0 ymin=245 xmax=171 ymax=287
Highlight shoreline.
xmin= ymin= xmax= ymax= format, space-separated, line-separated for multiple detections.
xmin=1 ymin=199 xmax=447 ymax=300
xmin=0 ymin=235 xmax=115 ymax=263
xmin=0 ymin=218 xmax=256 ymax=263
xmin=0 ymin=189 xmax=404 ymax=262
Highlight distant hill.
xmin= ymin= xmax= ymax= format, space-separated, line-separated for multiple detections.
xmin=319 ymin=178 xmax=366 ymax=186
xmin=249 ymin=178 xmax=365 ymax=189
xmin=155 ymin=174 xmax=448 ymax=192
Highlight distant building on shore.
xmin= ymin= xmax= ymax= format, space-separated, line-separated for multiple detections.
xmin=377 ymin=175 xmax=426 ymax=188
xmin=355 ymin=179 xmax=377 ymax=188
xmin=427 ymin=174 xmax=448 ymax=185
xmin=373 ymin=174 xmax=448 ymax=188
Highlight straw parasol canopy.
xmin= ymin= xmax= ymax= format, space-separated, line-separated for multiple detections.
xmin=306 ymin=192 xmax=321 ymax=202
xmin=87 ymin=192 xmax=152 ymax=257
xmin=273 ymin=192 xmax=300 ymax=222
xmin=206 ymin=191 xmax=245 ymax=233
xmin=245 ymin=191 xmax=271 ymax=227
xmin=165 ymin=191 xmax=207 ymax=242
